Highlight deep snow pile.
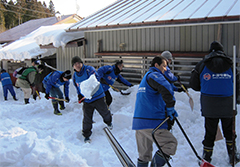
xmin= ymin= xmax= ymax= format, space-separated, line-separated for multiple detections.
xmin=0 ymin=80 xmax=239 ymax=167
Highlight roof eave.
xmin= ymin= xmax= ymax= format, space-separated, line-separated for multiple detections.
xmin=67 ymin=15 xmax=240 ymax=32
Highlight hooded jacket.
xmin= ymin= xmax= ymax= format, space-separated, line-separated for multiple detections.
xmin=190 ymin=50 xmax=238 ymax=117
xmin=42 ymin=71 xmax=70 ymax=98
xmin=97 ymin=65 xmax=132 ymax=91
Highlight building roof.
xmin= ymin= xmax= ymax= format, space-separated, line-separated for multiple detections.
xmin=0 ymin=15 xmax=73 ymax=44
xmin=68 ymin=0 xmax=240 ymax=31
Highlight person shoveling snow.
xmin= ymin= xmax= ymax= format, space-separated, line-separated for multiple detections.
xmin=71 ymin=56 xmax=113 ymax=143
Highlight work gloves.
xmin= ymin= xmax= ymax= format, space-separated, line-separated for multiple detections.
xmin=45 ymin=93 xmax=49 ymax=100
xmin=178 ymin=87 xmax=184 ymax=92
xmin=78 ymin=94 xmax=84 ymax=103
xmin=166 ymin=107 xmax=178 ymax=120
xmin=65 ymin=97 xmax=70 ymax=103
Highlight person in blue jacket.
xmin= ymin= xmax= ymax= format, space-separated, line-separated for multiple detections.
xmin=97 ymin=60 xmax=133 ymax=107
xmin=0 ymin=69 xmax=17 ymax=101
xmin=132 ymin=56 xmax=178 ymax=167
xmin=71 ymin=56 xmax=112 ymax=143
xmin=43 ymin=70 xmax=71 ymax=115
xmin=161 ymin=50 xmax=184 ymax=93
xmin=190 ymin=41 xmax=240 ymax=165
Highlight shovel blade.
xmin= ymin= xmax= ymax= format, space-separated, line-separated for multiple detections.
xmin=189 ymin=97 xmax=194 ymax=111
xmin=200 ymin=160 xmax=215 ymax=167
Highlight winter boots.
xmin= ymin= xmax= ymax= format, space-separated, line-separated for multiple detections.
xmin=24 ymin=98 xmax=29 ymax=104
xmin=226 ymin=141 xmax=240 ymax=165
xmin=84 ymin=137 xmax=91 ymax=143
xmin=59 ymin=101 xmax=65 ymax=110
xmin=4 ymin=97 xmax=7 ymax=101
xmin=202 ymin=146 xmax=213 ymax=163
xmin=13 ymin=96 xmax=18 ymax=101
xmin=150 ymin=151 xmax=169 ymax=167
xmin=137 ymin=159 xmax=148 ymax=167
xmin=52 ymin=101 xmax=62 ymax=115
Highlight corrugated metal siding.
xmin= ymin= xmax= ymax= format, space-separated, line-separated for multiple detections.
xmin=84 ymin=22 xmax=239 ymax=57
xmin=57 ymin=46 xmax=84 ymax=71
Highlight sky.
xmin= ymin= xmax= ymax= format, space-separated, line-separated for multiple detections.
xmin=0 ymin=79 xmax=240 ymax=167
xmin=40 ymin=0 xmax=117 ymax=18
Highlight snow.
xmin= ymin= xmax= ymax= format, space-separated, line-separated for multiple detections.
xmin=0 ymin=24 xmax=84 ymax=61
xmin=80 ymin=74 xmax=100 ymax=99
xmin=0 ymin=81 xmax=239 ymax=167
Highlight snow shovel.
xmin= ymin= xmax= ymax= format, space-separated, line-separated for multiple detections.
xmin=49 ymin=97 xmax=68 ymax=102
xmin=36 ymin=90 xmax=41 ymax=99
xmin=109 ymin=85 xmax=131 ymax=95
xmin=152 ymin=117 xmax=172 ymax=167
xmin=174 ymin=118 xmax=215 ymax=167
xmin=178 ymin=81 xmax=194 ymax=111
xmin=78 ymin=83 xmax=100 ymax=103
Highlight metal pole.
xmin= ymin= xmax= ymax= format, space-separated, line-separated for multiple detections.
xmin=232 ymin=45 xmax=236 ymax=167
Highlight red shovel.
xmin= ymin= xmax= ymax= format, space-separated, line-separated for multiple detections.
xmin=175 ymin=118 xmax=215 ymax=167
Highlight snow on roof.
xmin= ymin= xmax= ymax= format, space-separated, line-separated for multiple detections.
xmin=0 ymin=24 xmax=84 ymax=61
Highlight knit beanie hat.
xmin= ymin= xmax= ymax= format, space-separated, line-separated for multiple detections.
xmin=161 ymin=51 xmax=172 ymax=60
xmin=62 ymin=70 xmax=72 ymax=80
xmin=1 ymin=69 xmax=6 ymax=73
xmin=209 ymin=41 xmax=224 ymax=52
xmin=71 ymin=56 xmax=83 ymax=67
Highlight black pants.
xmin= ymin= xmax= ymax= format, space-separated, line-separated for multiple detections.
xmin=202 ymin=117 xmax=233 ymax=148
xmin=105 ymin=90 xmax=112 ymax=106
xmin=82 ymin=97 xmax=112 ymax=138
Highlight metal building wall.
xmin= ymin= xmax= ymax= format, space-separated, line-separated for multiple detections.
xmin=84 ymin=22 xmax=239 ymax=57
xmin=56 ymin=46 xmax=84 ymax=71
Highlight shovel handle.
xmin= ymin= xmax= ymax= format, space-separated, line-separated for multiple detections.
xmin=152 ymin=117 xmax=172 ymax=167
xmin=174 ymin=118 xmax=202 ymax=161
xmin=36 ymin=90 xmax=41 ymax=99
xmin=49 ymin=97 xmax=67 ymax=102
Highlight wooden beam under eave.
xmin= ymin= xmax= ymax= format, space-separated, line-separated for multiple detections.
xmin=95 ymin=52 xmax=207 ymax=58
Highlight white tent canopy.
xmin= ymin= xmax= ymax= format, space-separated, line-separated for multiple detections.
xmin=0 ymin=24 xmax=84 ymax=61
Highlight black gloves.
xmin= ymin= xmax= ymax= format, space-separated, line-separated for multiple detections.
xmin=78 ymin=94 xmax=84 ymax=103
xmin=178 ymin=87 xmax=184 ymax=92
xmin=78 ymin=94 xmax=84 ymax=101
xmin=100 ymin=78 xmax=108 ymax=85
xmin=30 ymin=83 xmax=35 ymax=87
xmin=65 ymin=97 xmax=70 ymax=103
xmin=176 ymin=75 xmax=181 ymax=82
xmin=45 ymin=93 xmax=49 ymax=100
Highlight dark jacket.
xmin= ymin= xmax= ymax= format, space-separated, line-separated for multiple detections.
xmin=190 ymin=51 xmax=239 ymax=118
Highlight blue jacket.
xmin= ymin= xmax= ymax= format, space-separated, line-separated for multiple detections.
xmin=132 ymin=67 xmax=176 ymax=130
xmin=42 ymin=71 xmax=70 ymax=97
xmin=0 ymin=72 xmax=13 ymax=86
xmin=164 ymin=66 xmax=179 ymax=91
xmin=73 ymin=64 xmax=105 ymax=103
xmin=190 ymin=51 xmax=238 ymax=118
xmin=97 ymin=65 xmax=132 ymax=91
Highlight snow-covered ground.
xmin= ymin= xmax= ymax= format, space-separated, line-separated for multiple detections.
xmin=0 ymin=81 xmax=239 ymax=167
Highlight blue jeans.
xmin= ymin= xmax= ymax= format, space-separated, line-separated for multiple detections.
xmin=3 ymin=84 xmax=16 ymax=98
xmin=43 ymin=84 xmax=63 ymax=102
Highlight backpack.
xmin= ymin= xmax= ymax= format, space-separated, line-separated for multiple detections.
xmin=13 ymin=67 xmax=28 ymax=78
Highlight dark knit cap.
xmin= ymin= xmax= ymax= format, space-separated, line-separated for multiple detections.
xmin=62 ymin=70 xmax=72 ymax=80
xmin=115 ymin=60 xmax=123 ymax=66
xmin=209 ymin=41 xmax=224 ymax=52
xmin=1 ymin=69 xmax=6 ymax=73
xmin=71 ymin=56 xmax=83 ymax=66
